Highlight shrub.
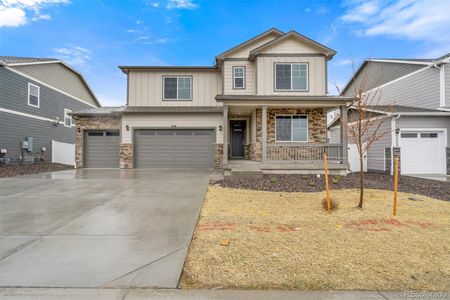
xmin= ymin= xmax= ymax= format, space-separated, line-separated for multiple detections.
xmin=332 ymin=176 xmax=341 ymax=184
xmin=322 ymin=197 xmax=339 ymax=210
xmin=270 ymin=176 xmax=278 ymax=184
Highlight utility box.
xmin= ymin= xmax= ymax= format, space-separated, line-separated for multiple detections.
xmin=22 ymin=137 xmax=33 ymax=152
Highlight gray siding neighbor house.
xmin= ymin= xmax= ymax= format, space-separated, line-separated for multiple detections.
xmin=329 ymin=54 xmax=450 ymax=176
xmin=0 ymin=56 xmax=100 ymax=164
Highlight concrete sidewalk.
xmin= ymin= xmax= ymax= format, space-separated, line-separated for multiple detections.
xmin=0 ymin=288 xmax=432 ymax=299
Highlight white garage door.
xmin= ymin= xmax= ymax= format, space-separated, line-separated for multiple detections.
xmin=400 ymin=131 xmax=446 ymax=175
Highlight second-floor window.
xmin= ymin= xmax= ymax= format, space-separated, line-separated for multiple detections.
xmin=275 ymin=63 xmax=308 ymax=91
xmin=163 ymin=76 xmax=192 ymax=100
xmin=233 ymin=66 xmax=245 ymax=89
xmin=64 ymin=109 xmax=72 ymax=127
xmin=28 ymin=83 xmax=40 ymax=108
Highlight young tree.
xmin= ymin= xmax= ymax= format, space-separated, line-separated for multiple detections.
xmin=338 ymin=62 xmax=392 ymax=208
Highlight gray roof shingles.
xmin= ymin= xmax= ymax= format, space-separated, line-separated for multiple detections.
xmin=0 ymin=56 xmax=59 ymax=65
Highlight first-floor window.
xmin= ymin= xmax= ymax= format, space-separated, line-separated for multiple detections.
xmin=163 ymin=76 xmax=192 ymax=100
xmin=64 ymin=109 xmax=72 ymax=127
xmin=276 ymin=115 xmax=308 ymax=142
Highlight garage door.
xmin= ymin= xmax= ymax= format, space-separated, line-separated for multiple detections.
xmin=400 ymin=131 xmax=446 ymax=175
xmin=84 ymin=131 xmax=120 ymax=168
xmin=134 ymin=129 xmax=215 ymax=169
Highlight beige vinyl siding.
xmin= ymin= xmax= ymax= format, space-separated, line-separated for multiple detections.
xmin=225 ymin=33 xmax=279 ymax=58
xmin=128 ymin=70 xmax=222 ymax=106
xmin=121 ymin=113 xmax=223 ymax=143
xmin=11 ymin=63 xmax=98 ymax=106
xmin=445 ymin=63 xmax=450 ymax=107
xmin=256 ymin=56 xmax=326 ymax=96
xmin=223 ymin=60 xmax=255 ymax=95
xmin=260 ymin=36 xmax=321 ymax=54
xmin=342 ymin=62 xmax=425 ymax=97
xmin=371 ymin=67 xmax=440 ymax=109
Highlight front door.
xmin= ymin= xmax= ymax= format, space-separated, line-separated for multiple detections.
xmin=231 ymin=120 xmax=246 ymax=158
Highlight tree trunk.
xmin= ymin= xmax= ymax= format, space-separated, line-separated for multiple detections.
xmin=358 ymin=155 xmax=364 ymax=208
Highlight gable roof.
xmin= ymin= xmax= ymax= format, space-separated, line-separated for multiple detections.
xmin=0 ymin=55 xmax=100 ymax=107
xmin=215 ymin=28 xmax=284 ymax=62
xmin=341 ymin=53 xmax=450 ymax=95
xmin=248 ymin=30 xmax=337 ymax=61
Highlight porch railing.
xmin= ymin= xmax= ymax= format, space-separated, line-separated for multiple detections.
xmin=266 ymin=143 xmax=343 ymax=162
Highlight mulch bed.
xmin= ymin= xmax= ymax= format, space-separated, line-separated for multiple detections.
xmin=213 ymin=172 xmax=450 ymax=202
xmin=0 ymin=163 xmax=73 ymax=178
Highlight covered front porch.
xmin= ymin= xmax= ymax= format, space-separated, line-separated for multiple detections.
xmin=218 ymin=96 xmax=350 ymax=175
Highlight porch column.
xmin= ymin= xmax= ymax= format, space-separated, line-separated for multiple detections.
xmin=340 ymin=106 xmax=348 ymax=164
xmin=262 ymin=105 xmax=267 ymax=162
xmin=223 ymin=105 xmax=228 ymax=166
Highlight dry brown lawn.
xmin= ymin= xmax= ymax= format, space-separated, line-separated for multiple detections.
xmin=181 ymin=187 xmax=450 ymax=291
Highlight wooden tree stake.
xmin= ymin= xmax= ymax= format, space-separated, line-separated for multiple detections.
xmin=393 ymin=156 xmax=399 ymax=216
xmin=324 ymin=154 xmax=331 ymax=212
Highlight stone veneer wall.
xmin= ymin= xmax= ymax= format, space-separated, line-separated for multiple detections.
xmin=120 ymin=143 xmax=133 ymax=169
xmin=75 ymin=115 xmax=121 ymax=168
xmin=215 ymin=144 xmax=223 ymax=169
xmin=252 ymin=108 xmax=327 ymax=161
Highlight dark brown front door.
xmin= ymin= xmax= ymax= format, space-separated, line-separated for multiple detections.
xmin=231 ymin=120 xmax=246 ymax=158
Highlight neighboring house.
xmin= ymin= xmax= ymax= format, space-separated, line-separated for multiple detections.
xmin=329 ymin=54 xmax=450 ymax=176
xmin=0 ymin=56 xmax=100 ymax=165
xmin=73 ymin=28 xmax=351 ymax=174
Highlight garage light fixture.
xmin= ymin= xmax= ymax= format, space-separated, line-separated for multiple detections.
xmin=126 ymin=125 xmax=130 ymax=131
xmin=395 ymin=128 xmax=400 ymax=135
xmin=218 ymin=125 xmax=223 ymax=131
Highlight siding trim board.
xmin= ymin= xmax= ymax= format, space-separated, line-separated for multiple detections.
xmin=4 ymin=66 xmax=97 ymax=108
xmin=0 ymin=107 xmax=75 ymax=127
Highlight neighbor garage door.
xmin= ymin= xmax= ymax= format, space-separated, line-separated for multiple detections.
xmin=84 ymin=131 xmax=120 ymax=168
xmin=400 ymin=130 xmax=446 ymax=175
xmin=134 ymin=129 xmax=215 ymax=169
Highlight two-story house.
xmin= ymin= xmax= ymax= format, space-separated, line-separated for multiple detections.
xmin=73 ymin=28 xmax=351 ymax=174
xmin=0 ymin=56 xmax=100 ymax=165
xmin=329 ymin=54 xmax=450 ymax=177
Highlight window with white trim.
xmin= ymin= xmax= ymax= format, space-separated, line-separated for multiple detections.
xmin=64 ymin=109 xmax=72 ymax=127
xmin=233 ymin=66 xmax=245 ymax=89
xmin=163 ymin=76 xmax=192 ymax=100
xmin=275 ymin=63 xmax=308 ymax=91
xmin=275 ymin=115 xmax=308 ymax=142
xmin=28 ymin=83 xmax=40 ymax=107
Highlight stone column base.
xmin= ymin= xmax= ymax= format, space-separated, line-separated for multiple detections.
xmin=215 ymin=144 xmax=223 ymax=169
xmin=120 ymin=143 xmax=133 ymax=169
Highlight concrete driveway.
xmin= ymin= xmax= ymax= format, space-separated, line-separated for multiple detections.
xmin=0 ymin=169 xmax=210 ymax=288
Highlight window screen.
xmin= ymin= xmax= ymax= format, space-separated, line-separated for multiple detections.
xmin=163 ymin=76 xmax=191 ymax=100
xmin=275 ymin=63 xmax=308 ymax=91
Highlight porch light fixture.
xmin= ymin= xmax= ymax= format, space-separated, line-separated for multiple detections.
xmin=77 ymin=127 xmax=81 ymax=133
xmin=218 ymin=125 xmax=223 ymax=131
xmin=126 ymin=125 xmax=130 ymax=131
xmin=395 ymin=127 xmax=400 ymax=135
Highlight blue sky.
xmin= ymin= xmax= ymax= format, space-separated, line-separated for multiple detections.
xmin=1 ymin=0 xmax=449 ymax=106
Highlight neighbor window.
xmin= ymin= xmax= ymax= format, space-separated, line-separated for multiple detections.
xmin=276 ymin=115 xmax=308 ymax=142
xmin=163 ymin=76 xmax=192 ymax=100
xmin=28 ymin=83 xmax=40 ymax=107
xmin=275 ymin=63 xmax=308 ymax=91
xmin=233 ymin=66 xmax=245 ymax=89
xmin=64 ymin=109 xmax=72 ymax=127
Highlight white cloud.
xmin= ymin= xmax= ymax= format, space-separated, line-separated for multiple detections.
xmin=341 ymin=0 xmax=450 ymax=46
xmin=0 ymin=7 xmax=26 ymax=27
xmin=166 ymin=0 xmax=197 ymax=10
xmin=53 ymin=45 xmax=91 ymax=67
xmin=332 ymin=58 xmax=353 ymax=67
xmin=0 ymin=0 xmax=68 ymax=27
xmin=151 ymin=2 xmax=159 ymax=8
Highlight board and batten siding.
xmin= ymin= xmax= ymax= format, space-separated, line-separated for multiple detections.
xmin=10 ymin=63 xmax=98 ymax=106
xmin=342 ymin=62 xmax=425 ymax=97
xmin=0 ymin=67 xmax=94 ymax=122
xmin=127 ymin=70 xmax=222 ymax=107
xmin=121 ymin=114 xmax=223 ymax=144
xmin=259 ymin=36 xmax=322 ymax=55
xmin=223 ymin=60 xmax=255 ymax=95
xmin=256 ymin=56 xmax=326 ymax=96
xmin=223 ymin=33 xmax=279 ymax=58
